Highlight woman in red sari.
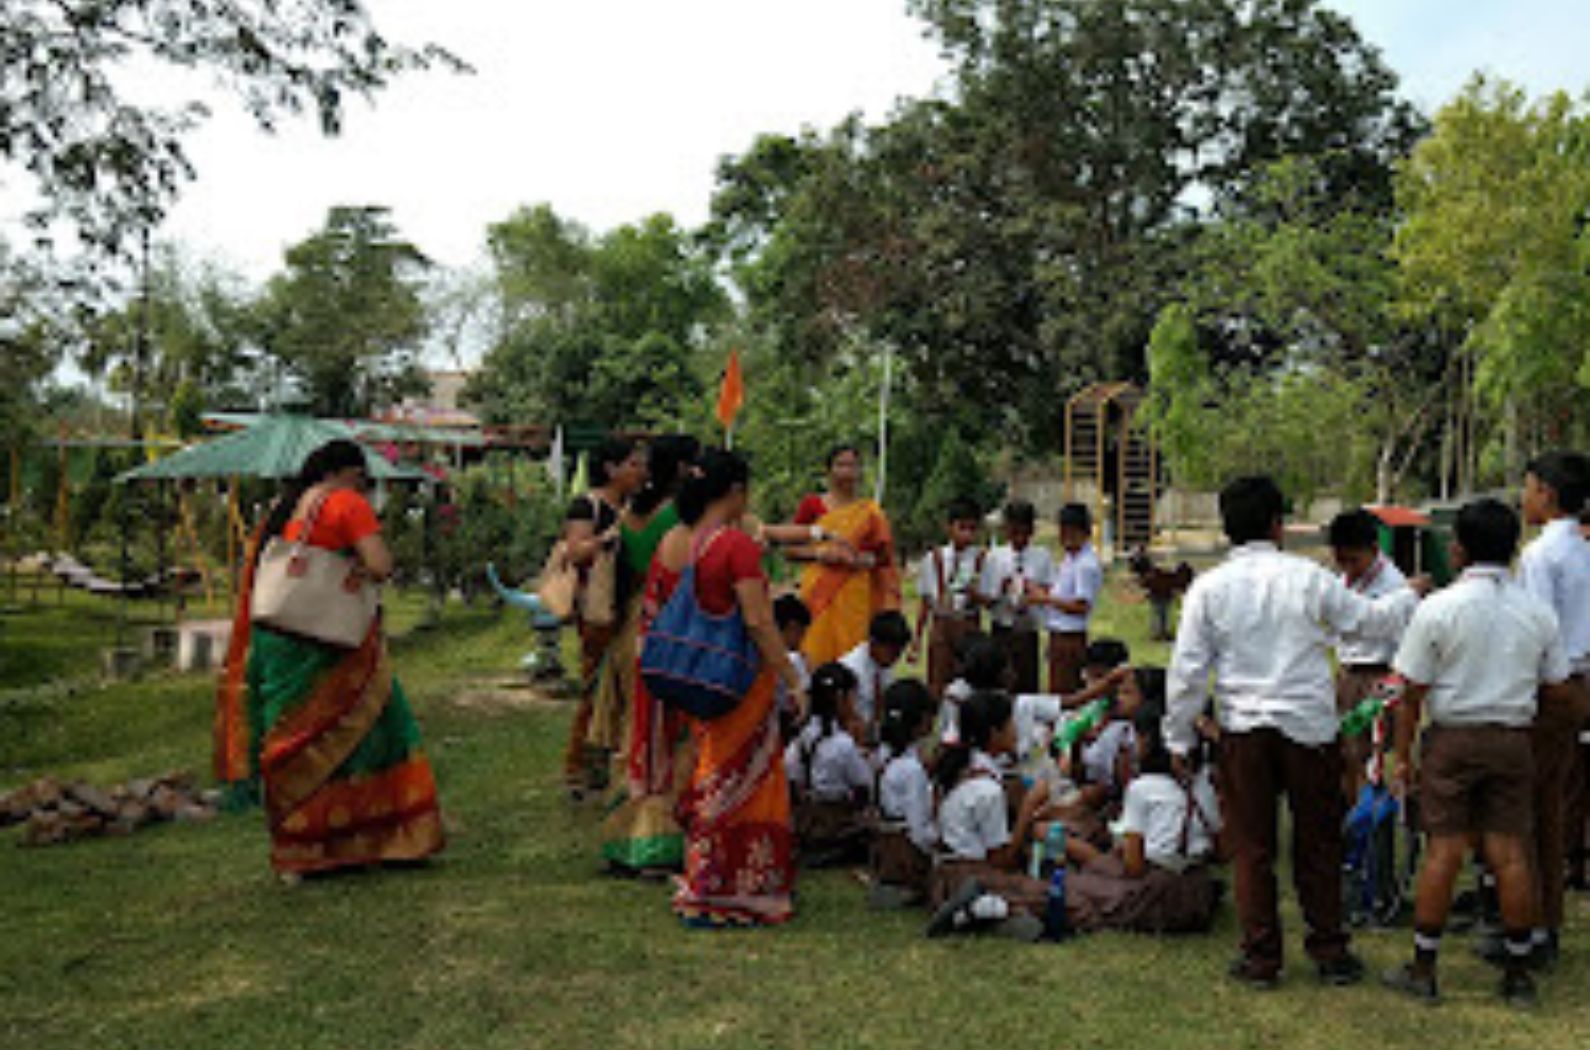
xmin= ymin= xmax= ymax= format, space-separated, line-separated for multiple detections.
xmin=791 ymin=445 xmax=901 ymax=666
xmin=654 ymin=448 xmax=808 ymax=926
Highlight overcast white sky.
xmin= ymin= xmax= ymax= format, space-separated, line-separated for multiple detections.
xmin=129 ymin=0 xmax=1590 ymax=285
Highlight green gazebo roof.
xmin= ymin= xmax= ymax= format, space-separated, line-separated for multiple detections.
xmin=117 ymin=415 xmax=428 ymax=483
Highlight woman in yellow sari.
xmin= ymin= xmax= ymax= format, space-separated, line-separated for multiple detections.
xmin=791 ymin=445 xmax=901 ymax=667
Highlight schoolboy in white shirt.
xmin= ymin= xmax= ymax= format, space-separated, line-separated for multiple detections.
xmin=1384 ymin=499 xmax=1573 ymax=1007
xmin=839 ymin=610 xmax=911 ymax=738
xmin=1166 ymin=475 xmax=1423 ymax=989
xmin=909 ymin=496 xmax=986 ymax=697
xmin=1507 ymin=450 xmax=1590 ymax=967
xmin=1327 ymin=508 xmax=1411 ymax=801
xmin=1028 ymin=502 xmax=1104 ymax=694
xmin=977 ymin=501 xmax=1053 ymax=694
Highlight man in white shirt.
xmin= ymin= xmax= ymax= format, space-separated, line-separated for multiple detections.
xmin=977 ymin=501 xmax=1053 ymax=693
xmin=1327 ymin=508 xmax=1411 ymax=802
xmin=839 ymin=611 xmax=911 ymax=738
xmin=1030 ymin=503 xmax=1105 ymax=694
xmin=1511 ymin=450 xmax=1590 ymax=965
xmin=1386 ymin=498 xmax=1572 ymax=1007
xmin=1166 ymin=476 xmax=1423 ymax=989
xmin=908 ymin=496 xmax=986 ymax=696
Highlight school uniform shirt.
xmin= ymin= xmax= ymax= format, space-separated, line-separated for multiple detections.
xmin=1334 ymin=554 xmax=1410 ymax=667
xmin=980 ymin=543 xmax=1055 ymax=632
xmin=784 ymin=720 xmax=873 ymax=803
xmin=1045 ymin=544 xmax=1104 ymax=634
xmin=938 ymin=750 xmax=1009 ymax=860
xmin=917 ymin=544 xmax=986 ymax=617
xmin=879 ymin=744 xmax=937 ymax=852
xmin=1393 ymin=565 xmax=1570 ymax=728
xmin=1081 ymin=720 xmax=1136 ymax=790
xmin=938 ymin=678 xmax=974 ymax=744
xmin=1013 ymin=693 xmax=1064 ymax=757
xmin=1519 ymin=517 xmax=1590 ymax=674
xmin=1165 ymin=541 xmax=1419 ymax=755
xmin=775 ymin=651 xmax=811 ymax=721
xmin=840 ymin=642 xmax=895 ymax=728
xmin=1113 ymin=769 xmax=1222 ymax=873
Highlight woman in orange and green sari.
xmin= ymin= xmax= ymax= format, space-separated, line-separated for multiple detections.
xmin=791 ymin=444 xmax=902 ymax=667
xmin=668 ymin=449 xmax=808 ymax=927
xmin=215 ymin=440 xmax=444 ymax=879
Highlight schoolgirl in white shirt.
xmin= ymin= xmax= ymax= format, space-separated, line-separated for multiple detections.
xmin=869 ymin=679 xmax=939 ymax=907
xmin=786 ymin=662 xmax=872 ymax=865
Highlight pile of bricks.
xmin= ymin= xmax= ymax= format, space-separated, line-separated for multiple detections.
xmin=1 ymin=772 xmax=221 ymax=846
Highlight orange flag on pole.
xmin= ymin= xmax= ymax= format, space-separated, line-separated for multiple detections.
xmin=715 ymin=348 xmax=745 ymax=434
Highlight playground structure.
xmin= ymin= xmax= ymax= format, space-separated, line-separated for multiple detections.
xmin=1063 ymin=382 xmax=1159 ymax=555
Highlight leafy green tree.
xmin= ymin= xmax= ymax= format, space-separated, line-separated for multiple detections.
xmin=255 ymin=206 xmax=433 ymax=417
xmin=1394 ymin=77 xmax=1590 ymax=490
xmin=466 ymin=207 xmax=727 ymax=429
xmin=712 ymin=0 xmax=1421 ymax=451
xmin=2 ymin=0 xmax=464 ymax=256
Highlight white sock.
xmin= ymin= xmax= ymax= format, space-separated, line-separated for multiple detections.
xmin=968 ymin=894 xmax=1009 ymax=921
xmin=1531 ymin=928 xmax=1549 ymax=947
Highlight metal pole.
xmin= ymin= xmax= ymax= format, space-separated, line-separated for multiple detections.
xmin=875 ymin=343 xmax=892 ymax=505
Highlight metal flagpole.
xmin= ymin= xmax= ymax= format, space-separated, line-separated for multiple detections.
xmin=875 ymin=343 xmax=892 ymax=504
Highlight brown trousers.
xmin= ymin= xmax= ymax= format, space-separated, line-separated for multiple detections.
xmin=992 ymin=625 xmax=1040 ymax=694
xmin=1047 ymin=631 xmax=1088 ymax=694
xmin=1221 ymin=728 xmax=1349 ymax=970
xmin=1531 ymin=675 xmax=1590 ymax=929
xmin=927 ymin=615 xmax=980 ymax=698
xmin=562 ymin=621 xmax=614 ymax=784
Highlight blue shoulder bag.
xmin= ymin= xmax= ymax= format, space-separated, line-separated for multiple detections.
xmin=639 ymin=532 xmax=762 ymax=720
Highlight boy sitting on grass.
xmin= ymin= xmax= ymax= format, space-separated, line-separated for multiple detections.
xmin=1384 ymin=499 xmax=1574 ymax=1008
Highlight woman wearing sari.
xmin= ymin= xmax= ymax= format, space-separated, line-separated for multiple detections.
xmin=596 ymin=435 xmax=700 ymax=874
xmin=560 ymin=437 xmax=648 ymax=798
xmin=664 ymin=449 xmax=807 ymax=926
xmin=791 ymin=445 xmax=902 ymax=667
xmin=214 ymin=440 xmax=444 ymax=879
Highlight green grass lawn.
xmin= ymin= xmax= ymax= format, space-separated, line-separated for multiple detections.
xmin=1 ymin=574 xmax=1586 ymax=1050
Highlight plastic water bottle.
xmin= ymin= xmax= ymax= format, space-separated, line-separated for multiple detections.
xmin=1056 ymin=699 xmax=1111 ymax=751
xmin=1044 ymin=856 xmax=1069 ymax=941
xmin=1339 ymin=695 xmax=1383 ymax=738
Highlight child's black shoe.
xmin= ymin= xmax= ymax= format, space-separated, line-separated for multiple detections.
xmin=1227 ymin=955 xmax=1281 ymax=990
xmin=1316 ymin=952 xmax=1366 ymax=987
xmin=1500 ymin=970 xmax=1538 ymax=1010
xmin=1381 ymin=963 xmax=1440 ymax=1004
xmin=925 ymin=878 xmax=984 ymax=938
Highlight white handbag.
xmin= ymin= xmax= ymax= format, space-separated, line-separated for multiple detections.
xmin=250 ymin=491 xmax=379 ymax=648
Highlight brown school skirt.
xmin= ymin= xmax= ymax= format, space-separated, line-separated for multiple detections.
xmin=1066 ymin=854 xmax=1220 ymax=934
xmin=930 ymin=858 xmax=1049 ymax=916
xmin=793 ymin=798 xmax=870 ymax=859
xmin=872 ymin=826 xmax=933 ymax=896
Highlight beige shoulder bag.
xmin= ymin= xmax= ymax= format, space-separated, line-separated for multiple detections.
xmin=250 ymin=491 xmax=379 ymax=649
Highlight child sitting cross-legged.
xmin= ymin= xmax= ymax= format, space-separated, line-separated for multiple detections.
xmin=925 ymin=691 xmax=1055 ymax=941
xmin=1062 ymin=699 xmax=1226 ymax=934
xmin=868 ymin=678 xmax=939 ymax=909
xmin=785 ymin=662 xmax=874 ymax=867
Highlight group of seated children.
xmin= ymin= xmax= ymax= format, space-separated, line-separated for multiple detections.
xmin=782 ymin=611 xmax=1227 ymax=942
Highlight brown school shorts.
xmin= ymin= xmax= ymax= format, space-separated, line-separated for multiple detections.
xmin=1419 ymin=724 xmax=1534 ymax=837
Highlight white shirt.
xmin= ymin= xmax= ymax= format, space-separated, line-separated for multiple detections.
xmin=917 ymin=544 xmax=986 ymax=617
xmin=938 ymin=751 xmax=1009 ymax=860
xmin=1082 ymin=720 xmax=1136 ymax=789
xmin=1113 ymin=770 xmax=1222 ymax=873
xmin=839 ymin=642 xmax=895 ymax=729
xmin=879 ymin=744 xmax=937 ymax=852
xmin=775 ymin=652 xmax=811 ymax=719
xmin=1393 ymin=565 xmax=1570 ymax=727
xmin=1166 ymin=541 xmax=1418 ymax=753
xmin=1335 ymin=554 xmax=1411 ymax=667
xmin=980 ymin=543 xmax=1055 ymax=631
xmin=1013 ymin=693 xmax=1064 ymax=757
xmin=1519 ymin=518 xmax=1590 ymax=674
xmin=938 ymin=678 xmax=974 ymax=744
xmin=783 ymin=720 xmax=873 ymax=803
xmin=1045 ymin=544 xmax=1104 ymax=633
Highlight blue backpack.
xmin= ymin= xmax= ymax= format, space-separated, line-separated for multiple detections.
xmin=639 ymin=535 xmax=761 ymax=720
